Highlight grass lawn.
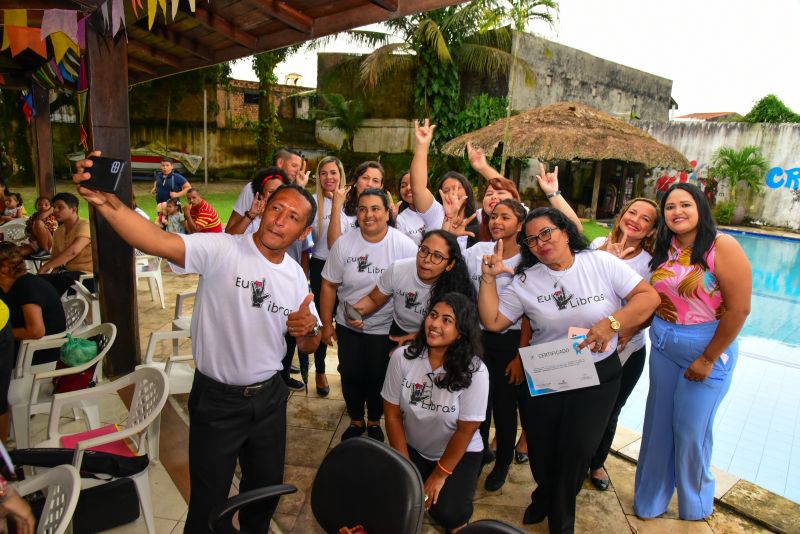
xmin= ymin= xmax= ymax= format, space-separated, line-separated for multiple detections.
xmin=12 ymin=180 xmax=612 ymax=240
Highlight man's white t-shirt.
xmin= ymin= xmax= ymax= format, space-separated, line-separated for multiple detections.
xmin=322 ymin=228 xmax=417 ymax=335
xmin=396 ymin=208 xmax=429 ymax=245
xmin=464 ymin=241 xmax=522 ymax=331
xmin=376 ymin=257 xmax=431 ymax=333
xmin=498 ymin=250 xmax=643 ymax=362
xmin=311 ymin=196 xmax=333 ymax=261
xmin=232 ymin=183 xmax=254 ymax=218
xmin=382 ymin=347 xmax=488 ymax=460
xmin=171 ymin=233 xmax=319 ymax=386
xmin=590 ymin=237 xmax=653 ymax=362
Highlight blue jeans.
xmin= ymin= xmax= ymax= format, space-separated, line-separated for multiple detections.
xmin=634 ymin=316 xmax=737 ymax=520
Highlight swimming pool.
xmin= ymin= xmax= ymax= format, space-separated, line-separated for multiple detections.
xmin=727 ymin=231 xmax=800 ymax=361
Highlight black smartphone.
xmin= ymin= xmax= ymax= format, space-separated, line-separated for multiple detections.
xmin=82 ymin=155 xmax=127 ymax=194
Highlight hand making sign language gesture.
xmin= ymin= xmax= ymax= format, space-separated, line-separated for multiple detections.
xmin=480 ymin=238 xmax=515 ymax=278
xmin=605 ymin=229 xmax=636 ymax=259
xmin=441 ymin=188 xmax=476 ymax=238
xmin=295 ymin=159 xmax=311 ymax=188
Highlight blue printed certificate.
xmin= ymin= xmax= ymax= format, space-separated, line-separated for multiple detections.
xmin=520 ymin=338 xmax=600 ymax=396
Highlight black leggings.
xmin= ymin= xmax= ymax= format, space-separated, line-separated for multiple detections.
xmin=336 ymin=324 xmax=391 ymax=422
xmin=305 ymin=257 xmax=329 ymax=374
xmin=590 ymin=346 xmax=646 ymax=470
xmin=408 ymin=447 xmax=482 ymax=529
xmin=481 ymin=330 xmax=526 ymax=467
xmin=522 ymin=352 xmax=622 ymax=534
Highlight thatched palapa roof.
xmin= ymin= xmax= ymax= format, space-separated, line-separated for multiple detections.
xmin=442 ymin=102 xmax=691 ymax=170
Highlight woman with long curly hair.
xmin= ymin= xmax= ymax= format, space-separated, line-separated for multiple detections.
xmin=587 ymin=197 xmax=659 ymax=491
xmin=348 ymin=229 xmax=476 ymax=346
xmin=382 ymin=292 xmax=488 ymax=532
xmin=327 ymin=161 xmax=385 ymax=249
xmin=479 ymin=207 xmax=659 ymax=533
xmin=634 ymin=184 xmax=750 ymax=521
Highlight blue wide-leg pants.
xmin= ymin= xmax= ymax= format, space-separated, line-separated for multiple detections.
xmin=634 ymin=316 xmax=737 ymax=520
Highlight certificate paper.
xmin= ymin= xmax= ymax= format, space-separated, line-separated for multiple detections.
xmin=520 ymin=338 xmax=600 ymax=396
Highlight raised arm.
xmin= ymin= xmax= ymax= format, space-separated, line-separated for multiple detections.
xmin=535 ymin=164 xmax=583 ymax=233
xmin=477 ymin=239 xmax=515 ymax=332
xmin=226 ymin=193 xmax=264 ymax=235
xmin=410 ymin=119 xmax=437 ymax=214
xmin=466 ymin=141 xmax=504 ymax=181
xmin=326 ymin=186 xmax=347 ymax=249
xmin=72 ymin=151 xmax=186 ymax=267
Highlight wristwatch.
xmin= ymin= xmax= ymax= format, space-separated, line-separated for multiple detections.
xmin=607 ymin=315 xmax=621 ymax=332
xmin=309 ymin=324 xmax=321 ymax=337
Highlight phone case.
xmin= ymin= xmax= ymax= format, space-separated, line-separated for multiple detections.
xmin=82 ymin=156 xmax=127 ymax=194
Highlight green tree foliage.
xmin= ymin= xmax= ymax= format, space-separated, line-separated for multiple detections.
xmin=740 ymin=94 xmax=800 ymax=123
xmin=251 ymin=49 xmax=292 ymax=166
xmin=0 ymin=89 xmax=34 ymax=185
xmin=710 ymin=145 xmax=769 ymax=203
xmin=356 ymin=1 xmax=558 ymax=144
xmin=314 ymin=93 xmax=366 ymax=157
xmin=453 ymin=94 xmax=508 ymax=171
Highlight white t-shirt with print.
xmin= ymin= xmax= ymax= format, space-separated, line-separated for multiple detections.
xmin=396 ymin=208 xmax=429 ymax=245
xmin=498 ymin=250 xmax=643 ymax=362
xmin=233 ymin=183 xmax=254 ymax=216
xmin=382 ymin=347 xmax=488 ymax=460
xmin=376 ymin=257 xmax=431 ymax=333
xmin=464 ymin=241 xmax=522 ymax=331
xmin=322 ymin=228 xmax=417 ymax=334
xmin=590 ymin=237 xmax=653 ymax=362
xmin=170 ymin=233 xmax=320 ymax=386
xmin=418 ymin=200 xmax=445 ymax=233
xmin=338 ymin=209 xmax=358 ymax=237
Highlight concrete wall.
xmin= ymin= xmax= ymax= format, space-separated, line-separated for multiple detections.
xmin=510 ymin=32 xmax=673 ymax=121
xmin=634 ymin=120 xmax=800 ymax=229
xmin=316 ymin=118 xmax=414 ymax=154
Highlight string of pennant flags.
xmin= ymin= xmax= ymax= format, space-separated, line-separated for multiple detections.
xmin=1 ymin=0 xmax=199 ymax=142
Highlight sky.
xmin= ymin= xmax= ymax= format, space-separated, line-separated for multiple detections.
xmin=230 ymin=0 xmax=800 ymax=117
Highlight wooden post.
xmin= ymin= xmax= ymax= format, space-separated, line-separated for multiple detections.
xmin=31 ymin=83 xmax=54 ymax=199
xmin=85 ymin=19 xmax=140 ymax=376
xmin=203 ymin=88 xmax=208 ymax=187
xmin=590 ymin=160 xmax=603 ymax=220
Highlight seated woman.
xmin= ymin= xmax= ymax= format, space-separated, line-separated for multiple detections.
xmin=382 ymin=292 xmax=488 ymax=532
xmin=0 ymin=243 xmax=66 ymax=367
xmin=19 ymin=196 xmax=58 ymax=259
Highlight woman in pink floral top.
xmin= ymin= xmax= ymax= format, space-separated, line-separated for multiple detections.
xmin=635 ymin=183 xmax=751 ymax=521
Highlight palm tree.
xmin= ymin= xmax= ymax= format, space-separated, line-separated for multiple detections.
xmin=355 ymin=0 xmax=558 ymax=143
xmin=314 ymin=93 xmax=366 ymax=155
xmin=710 ymin=145 xmax=769 ymax=204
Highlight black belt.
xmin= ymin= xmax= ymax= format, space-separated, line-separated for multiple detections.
xmin=195 ymin=370 xmax=278 ymax=397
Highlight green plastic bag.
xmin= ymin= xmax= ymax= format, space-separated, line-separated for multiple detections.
xmin=59 ymin=334 xmax=97 ymax=367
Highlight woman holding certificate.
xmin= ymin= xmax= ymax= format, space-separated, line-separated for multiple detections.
xmin=634 ymin=184 xmax=751 ymax=521
xmin=382 ymin=292 xmax=488 ymax=532
xmin=478 ymin=207 xmax=659 ymax=534
xmin=320 ymin=189 xmax=417 ymax=443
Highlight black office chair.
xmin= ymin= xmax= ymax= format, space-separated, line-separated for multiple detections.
xmin=209 ymin=437 xmax=425 ymax=534
xmin=459 ymin=519 xmax=526 ymax=533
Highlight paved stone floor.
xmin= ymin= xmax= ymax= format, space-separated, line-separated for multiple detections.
xmin=35 ymin=269 xmax=793 ymax=533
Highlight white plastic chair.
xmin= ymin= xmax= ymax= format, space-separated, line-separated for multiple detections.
xmin=69 ymin=281 xmax=100 ymax=328
xmin=0 ymin=218 xmax=28 ymax=244
xmin=13 ymin=464 xmax=81 ymax=534
xmin=37 ymin=367 xmax=169 ymax=534
xmin=135 ymin=250 xmax=165 ymax=309
xmin=8 ymin=323 xmax=116 ymax=450
xmin=62 ymin=295 xmax=89 ymax=333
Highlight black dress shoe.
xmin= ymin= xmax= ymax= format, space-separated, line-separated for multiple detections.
xmin=341 ymin=423 xmax=365 ymax=441
xmin=481 ymin=448 xmax=496 ymax=466
xmin=484 ymin=464 xmax=509 ymax=491
xmin=522 ymin=502 xmax=548 ymax=525
xmin=284 ymin=377 xmax=306 ymax=392
xmin=590 ymin=474 xmax=610 ymax=491
xmin=289 ymin=365 xmax=300 ymax=374
xmin=514 ymin=451 xmax=529 ymax=464
xmin=315 ymin=373 xmax=330 ymax=397
xmin=366 ymin=425 xmax=384 ymax=442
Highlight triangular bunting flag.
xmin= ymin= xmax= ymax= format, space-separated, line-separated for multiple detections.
xmin=50 ymin=31 xmax=78 ymax=63
xmin=8 ymin=26 xmax=47 ymax=58
xmin=171 ymin=0 xmax=180 ymax=19
xmin=41 ymin=9 xmax=78 ymax=43
xmin=1 ymin=9 xmax=27 ymax=51
xmin=132 ymin=0 xmax=144 ymax=18
xmin=100 ymin=2 xmax=110 ymax=32
xmin=21 ymin=91 xmax=36 ymax=124
xmin=147 ymin=0 xmax=158 ymax=29
xmin=59 ymin=63 xmax=76 ymax=83
xmin=77 ymin=16 xmax=87 ymax=49
xmin=50 ymin=59 xmax=65 ymax=84
xmin=189 ymin=0 xmax=196 ymax=12
xmin=158 ymin=0 xmax=167 ymax=22
xmin=112 ymin=0 xmax=126 ymax=37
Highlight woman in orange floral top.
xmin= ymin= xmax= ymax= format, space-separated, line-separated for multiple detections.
xmin=634 ymin=183 xmax=751 ymax=521
xmin=19 ymin=197 xmax=58 ymax=259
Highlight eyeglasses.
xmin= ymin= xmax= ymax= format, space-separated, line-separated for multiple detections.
xmin=522 ymin=227 xmax=558 ymax=247
xmin=417 ymin=245 xmax=450 ymax=265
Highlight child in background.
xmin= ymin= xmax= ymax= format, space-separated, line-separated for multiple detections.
xmin=0 ymin=193 xmax=24 ymax=223
xmin=164 ymin=198 xmax=187 ymax=234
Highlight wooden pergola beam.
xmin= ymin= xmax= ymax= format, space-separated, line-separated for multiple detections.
xmin=369 ymin=0 xmax=399 ymax=11
xmin=129 ymin=58 xmax=158 ymax=76
xmin=193 ymin=7 xmax=258 ymax=49
xmin=149 ymin=26 xmax=212 ymax=62
xmin=245 ymin=0 xmax=314 ymax=34
xmin=127 ymin=40 xmax=181 ymax=69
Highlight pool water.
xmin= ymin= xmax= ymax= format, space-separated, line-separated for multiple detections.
xmin=618 ymin=231 xmax=800 ymax=503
